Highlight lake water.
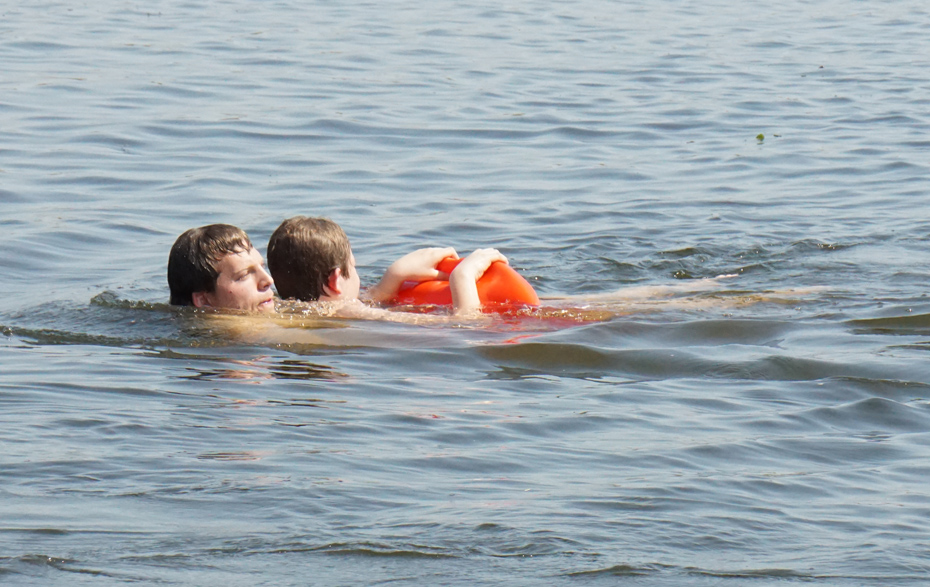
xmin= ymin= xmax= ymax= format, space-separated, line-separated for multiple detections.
xmin=3 ymin=0 xmax=930 ymax=584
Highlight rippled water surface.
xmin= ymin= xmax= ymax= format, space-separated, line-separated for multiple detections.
xmin=3 ymin=1 xmax=930 ymax=585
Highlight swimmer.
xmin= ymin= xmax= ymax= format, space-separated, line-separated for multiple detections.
xmin=167 ymin=224 xmax=275 ymax=313
xmin=263 ymin=216 xmax=770 ymax=322
xmin=169 ymin=220 xmax=817 ymax=347
xmin=266 ymin=216 xmax=506 ymax=317
xmin=164 ymin=221 xmax=808 ymax=350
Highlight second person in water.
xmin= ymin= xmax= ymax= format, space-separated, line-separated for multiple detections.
xmin=266 ymin=216 xmax=509 ymax=315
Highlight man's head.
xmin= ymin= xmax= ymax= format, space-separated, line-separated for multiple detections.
xmin=168 ymin=224 xmax=275 ymax=313
xmin=267 ymin=216 xmax=358 ymax=301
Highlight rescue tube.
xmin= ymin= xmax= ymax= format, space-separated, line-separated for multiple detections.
xmin=393 ymin=257 xmax=539 ymax=309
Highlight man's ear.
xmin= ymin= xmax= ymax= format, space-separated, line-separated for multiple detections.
xmin=322 ymin=268 xmax=342 ymax=297
xmin=192 ymin=291 xmax=211 ymax=308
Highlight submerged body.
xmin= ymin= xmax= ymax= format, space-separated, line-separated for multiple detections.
xmin=199 ymin=274 xmax=807 ymax=348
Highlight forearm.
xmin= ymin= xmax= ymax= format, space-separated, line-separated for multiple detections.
xmin=449 ymin=272 xmax=482 ymax=314
xmin=362 ymin=247 xmax=458 ymax=303
xmin=364 ymin=271 xmax=405 ymax=303
xmin=449 ymin=248 xmax=507 ymax=314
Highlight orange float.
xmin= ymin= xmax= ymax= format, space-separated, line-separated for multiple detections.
xmin=392 ymin=257 xmax=539 ymax=310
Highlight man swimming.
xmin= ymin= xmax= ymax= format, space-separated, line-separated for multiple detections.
xmin=266 ymin=216 xmax=506 ymax=315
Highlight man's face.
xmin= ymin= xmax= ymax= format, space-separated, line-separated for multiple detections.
xmin=198 ymin=247 xmax=275 ymax=313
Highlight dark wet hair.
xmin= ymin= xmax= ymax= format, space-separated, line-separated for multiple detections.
xmin=167 ymin=224 xmax=252 ymax=305
xmin=267 ymin=216 xmax=351 ymax=301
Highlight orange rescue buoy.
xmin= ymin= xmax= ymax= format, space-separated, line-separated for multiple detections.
xmin=392 ymin=257 xmax=539 ymax=310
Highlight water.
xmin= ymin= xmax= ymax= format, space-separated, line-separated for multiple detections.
xmin=2 ymin=0 xmax=930 ymax=584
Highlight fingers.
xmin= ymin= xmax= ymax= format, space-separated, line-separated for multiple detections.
xmin=448 ymin=248 xmax=507 ymax=312
xmin=408 ymin=247 xmax=458 ymax=267
xmin=436 ymin=247 xmax=459 ymax=261
xmin=392 ymin=247 xmax=507 ymax=284
xmin=469 ymin=248 xmax=508 ymax=268
xmin=453 ymin=248 xmax=508 ymax=281
xmin=387 ymin=247 xmax=460 ymax=283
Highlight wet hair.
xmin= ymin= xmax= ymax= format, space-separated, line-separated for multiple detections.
xmin=267 ymin=216 xmax=352 ymax=301
xmin=167 ymin=224 xmax=252 ymax=306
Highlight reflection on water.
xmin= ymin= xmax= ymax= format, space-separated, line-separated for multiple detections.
xmin=269 ymin=359 xmax=349 ymax=381
xmin=179 ymin=357 xmax=348 ymax=382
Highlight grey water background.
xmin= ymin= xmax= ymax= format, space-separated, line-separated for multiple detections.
xmin=2 ymin=0 xmax=930 ymax=584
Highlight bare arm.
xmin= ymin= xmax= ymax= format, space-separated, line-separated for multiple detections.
xmin=277 ymin=298 xmax=492 ymax=327
xmin=364 ymin=247 xmax=458 ymax=303
xmin=449 ymin=248 xmax=508 ymax=315
xmin=552 ymin=274 xmax=739 ymax=302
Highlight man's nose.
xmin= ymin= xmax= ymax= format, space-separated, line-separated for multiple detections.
xmin=259 ymin=267 xmax=274 ymax=288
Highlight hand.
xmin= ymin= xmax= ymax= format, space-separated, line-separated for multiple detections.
xmin=449 ymin=249 xmax=508 ymax=313
xmin=450 ymin=248 xmax=508 ymax=282
xmin=364 ymin=247 xmax=458 ymax=302
xmin=385 ymin=247 xmax=459 ymax=283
